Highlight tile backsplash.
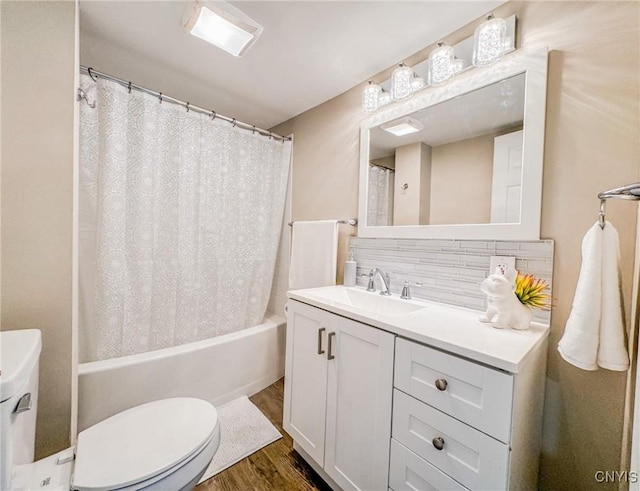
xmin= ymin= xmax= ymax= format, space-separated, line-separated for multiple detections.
xmin=349 ymin=237 xmax=554 ymax=324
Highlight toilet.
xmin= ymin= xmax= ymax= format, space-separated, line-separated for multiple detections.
xmin=1 ymin=329 xmax=221 ymax=491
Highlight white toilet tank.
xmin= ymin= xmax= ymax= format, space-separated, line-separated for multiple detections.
xmin=0 ymin=329 xmax=42 ymax=490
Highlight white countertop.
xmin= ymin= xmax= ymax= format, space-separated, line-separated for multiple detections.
xmin=287 ymin=286 xmax=549 ymax=373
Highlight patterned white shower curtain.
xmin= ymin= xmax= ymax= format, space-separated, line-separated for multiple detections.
xmin=367 ymin=164 xmax=394 ymax=226
xmin=79 ymin=75 xmax=291 ymax=362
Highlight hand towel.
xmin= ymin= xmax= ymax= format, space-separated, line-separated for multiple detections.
xmin=597 ymin=223 xmax=629 ymax=370
xmin=558 ymin=221 xmax=629 ymax=371
xmin=289 ymin=220 xmax=338 ymax=290
xmin=558 ymin=222 xmax=603 ymax=370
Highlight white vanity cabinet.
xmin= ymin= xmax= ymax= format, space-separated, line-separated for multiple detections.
xmin=283 ymin=300 xmax=395 ymax=491
xmin=285 ymin=286 xmax=549 ymax=491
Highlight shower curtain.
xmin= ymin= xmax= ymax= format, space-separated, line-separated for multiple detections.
xmin=367 ymin=164 xmax=394 ymax=226
xmin=79 ymin=75 xmax=291 ymax=362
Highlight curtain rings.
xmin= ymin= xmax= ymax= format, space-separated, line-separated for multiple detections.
xmin=252 ymin=125 xmax=256 ymax=134
xmin=186 ymin=102 xmax=190 ymax=113
xmin=158 ymin=92 xmax=163 ymax=104
xmin=232 ymin=118 xmax=237 ymax=127
xmin=210 ymin=110 xmax=216 ymax=120
xmin=87 ymin=67 xmax=97 ymax=82
xmin=599 ymin=199 xmax=607 ymax=229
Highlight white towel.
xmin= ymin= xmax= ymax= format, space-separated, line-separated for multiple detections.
xmin=558 ymin=221 xmax=629 ymax=371
xmin=289 ymin=220 xmax=338 ymax=290
xmin=598 ymin=223 xmax=629 ymax=370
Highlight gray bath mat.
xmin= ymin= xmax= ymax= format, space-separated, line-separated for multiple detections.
xmin=198 ymin=395 xmax=282 ymax=483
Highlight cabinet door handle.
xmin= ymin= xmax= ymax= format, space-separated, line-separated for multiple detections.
xmin=432 ymin=436 xmax=445 ymax=451
xmin=317 ymin=327 xmax=326 ymax=355
xmin=435 ymin=379 xmax=448 ymax=391
xmin=327 ymin=332 xmax=336 ymax=360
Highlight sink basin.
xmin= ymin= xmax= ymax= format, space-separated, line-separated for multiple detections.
xmin=306 ymin=286 xmax=428 ymax=317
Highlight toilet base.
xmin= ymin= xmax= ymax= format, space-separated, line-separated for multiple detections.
xmin=12 ymin=448 xmax=74 ymax=491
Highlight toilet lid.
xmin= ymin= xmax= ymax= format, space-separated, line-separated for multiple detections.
xmin=72 ymin=398 xmax=218 ymax=491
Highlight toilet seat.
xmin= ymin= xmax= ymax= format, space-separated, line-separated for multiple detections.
xmin=71 ymin=398 xmax=219 ymax=491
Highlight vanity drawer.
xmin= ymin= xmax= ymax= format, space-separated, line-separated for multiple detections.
xmin=394 ymin=338 xmax=513 ymax=443
xmin=389 ymin=439 xmax=469 ymax=491
xmin=392 ymin=389 xmax=509 ymax=491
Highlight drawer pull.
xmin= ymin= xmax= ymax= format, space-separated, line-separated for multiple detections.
xmin=435 ymin=379 xmax=448 ymax=391
xmin=328 ymin=332 xmax=336 ymax=360
xmin=317 ymin=327 xmax=326 ymax=355
xmin=432 ymin=436 xmax=445 ymax=451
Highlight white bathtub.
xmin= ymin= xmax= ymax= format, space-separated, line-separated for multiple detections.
xmin=78 ymin=313 xmax=286 ymax=431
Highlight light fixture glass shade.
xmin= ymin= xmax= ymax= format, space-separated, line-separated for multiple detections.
xmin=472 ymin=14 xmax=508 ymax=66
xmin=391 ymin=64 xmax=414 ymax=100
xmin=183 ymin=2 xmax=262 ymax=57
xmin=362 ymin=81 xmax=382 ymax=112
xmin=427 ymin=42 xmax=455 ymax=86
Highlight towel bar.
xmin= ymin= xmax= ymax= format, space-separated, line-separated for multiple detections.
xmin=597 ymin=183 xmax=640 ymax=229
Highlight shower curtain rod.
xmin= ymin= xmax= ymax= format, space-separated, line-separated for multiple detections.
xmin=79 ymin=65 xmax=291 ymax=142
xmin=368 ymin=162 xmax=395 ymax=171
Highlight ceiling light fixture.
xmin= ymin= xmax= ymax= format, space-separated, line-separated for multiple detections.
xmin=183 ymin=1 xmax=263 ymax=57
xmin=381 ymin=117 xmax=424 ymax=136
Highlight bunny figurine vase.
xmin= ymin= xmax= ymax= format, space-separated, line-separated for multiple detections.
xmin=480 ymin=267 xmax=532 ymax=330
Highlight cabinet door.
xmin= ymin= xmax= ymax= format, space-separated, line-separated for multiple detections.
xmin=283 ymin=301 xmax=333 ymax=465
xmin=324 ymin=316 xmax=395 ymax=490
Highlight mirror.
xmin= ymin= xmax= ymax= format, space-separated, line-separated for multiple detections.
xmin=358 ymin=48 xmax=548 ymax=240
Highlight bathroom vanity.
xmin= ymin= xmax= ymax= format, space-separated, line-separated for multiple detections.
xmin=283 ymin=286 xmax=549 ymax=491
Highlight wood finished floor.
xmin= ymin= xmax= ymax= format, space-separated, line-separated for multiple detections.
xmin=195 ymin=379 xmax=332 ymax=491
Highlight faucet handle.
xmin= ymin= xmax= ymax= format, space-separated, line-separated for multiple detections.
xmin=361 ymin=273 xmax=376 ymax=292
xmin=400 ymin=280 xmax=422 ymax=300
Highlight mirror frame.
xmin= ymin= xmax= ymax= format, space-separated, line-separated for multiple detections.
xmin=358 ymin=47 xmax=548 ymax=240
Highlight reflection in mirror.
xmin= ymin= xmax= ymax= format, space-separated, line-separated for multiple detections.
xmin=367 ymin=72 xmax=526 ymax=227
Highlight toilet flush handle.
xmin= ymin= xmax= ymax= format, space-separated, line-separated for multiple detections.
xmin=14 ymin=392 xmax=32 ymax=414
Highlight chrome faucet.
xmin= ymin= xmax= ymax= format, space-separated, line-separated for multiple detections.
xmin=365 ymin=268 xmax=391 ymax=296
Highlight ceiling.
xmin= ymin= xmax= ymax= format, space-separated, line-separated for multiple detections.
xmin=79 ymin=1 xmax=505 ymax=130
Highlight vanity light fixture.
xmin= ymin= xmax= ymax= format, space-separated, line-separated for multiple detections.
xmin=362 ymin=80 xmax=383 ymax=112
xmin=363 ymin=81 xmax=394 ymax=112
xmin=183 ymin=1 xmax=263 ymax=57
xmin=427 ymin=41 xmax=464 ymax=86
xmin=472 ymin=14 xmax=509 ymax=66
xmin=360 ymin=14 xmax=516 ymax=113
xmin=380 ymin=117 xmax=424 ymax=137
xmin=391 ymin=63 xmax=415 ymax=100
